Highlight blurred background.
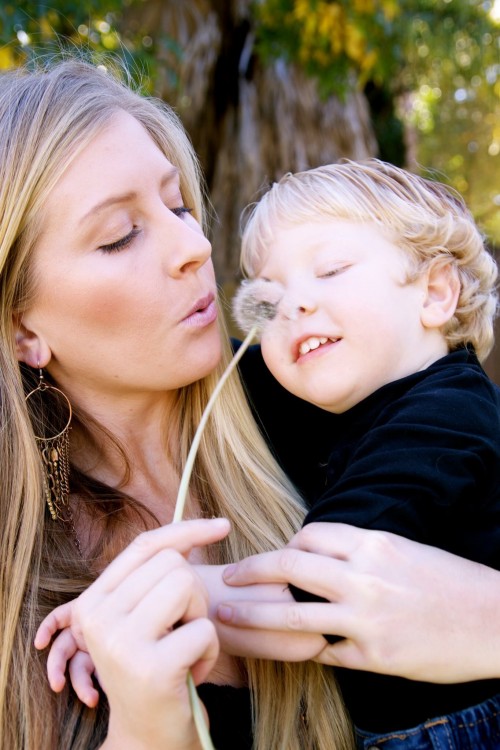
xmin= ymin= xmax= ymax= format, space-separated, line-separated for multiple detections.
xmin=2 ymin=1 xmax=499 ymax=379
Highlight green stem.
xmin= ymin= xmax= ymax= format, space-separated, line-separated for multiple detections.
xmin=188 ymin=672 xmax=214 ymax=750
xmin=173 ymin=326 xmax=257 ymax=750
xmin=173 ymin=325 xmax=257 ymax=523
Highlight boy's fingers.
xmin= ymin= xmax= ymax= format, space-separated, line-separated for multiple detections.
xmin=68 ymin=651 xmax=100 ymax=708
xmin=34 ymin=601 xmax=75 ymax=649
xmin=46 ymin=629 xmax=79 ymax=692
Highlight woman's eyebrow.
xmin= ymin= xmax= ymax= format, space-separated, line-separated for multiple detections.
xmin=78 ymin=167 xmax=180 ymax=225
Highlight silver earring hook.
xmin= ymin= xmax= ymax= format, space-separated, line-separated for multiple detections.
xmin=37 ymin=360 xmax=48 ymax=391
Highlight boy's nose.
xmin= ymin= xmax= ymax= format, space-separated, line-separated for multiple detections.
xmin=280 ymin=293 xmax=318 ymax=319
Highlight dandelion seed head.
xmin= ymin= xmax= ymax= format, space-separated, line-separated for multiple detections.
xmin=232 ymin=279 xmax=284 ymax=334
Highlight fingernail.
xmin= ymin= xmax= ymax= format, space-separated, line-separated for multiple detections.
xmin=217 ymin=605 xmax=233 ymax=623
xmin=222 ymin=564 xmax=236 ymax=580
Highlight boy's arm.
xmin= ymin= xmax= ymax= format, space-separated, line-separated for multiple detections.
xmin=218 ymin=361 xmax=500 ymax=673
xmin=194 ymin=563 xmax=327 ymax=660
xmin=286 ymin=368 xmax=500 ymax=646
xmin=35 ymin=562 xmax=328 ymax=705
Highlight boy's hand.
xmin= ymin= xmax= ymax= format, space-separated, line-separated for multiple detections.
xmin=35 ymin=599 xmax=100 ymax=707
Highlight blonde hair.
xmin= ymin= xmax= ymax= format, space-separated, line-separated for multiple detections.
xmin=240 ymin=159 xmax=498 ymax=361
xmin=0 ymin=59 xmax=353 ymax=749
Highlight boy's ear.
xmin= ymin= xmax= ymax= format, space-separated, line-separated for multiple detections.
xmin=12 ymin=315 xmax=51 ymax=368
xmin=420 ymin=261 xmax=460 ymax=329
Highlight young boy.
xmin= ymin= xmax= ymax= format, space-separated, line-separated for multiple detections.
xmin=235 ymin=158 xmax=500 ymax=748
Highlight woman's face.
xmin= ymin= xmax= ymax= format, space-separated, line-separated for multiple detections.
xmin=18 ymin=111 xmax=221 ymax=404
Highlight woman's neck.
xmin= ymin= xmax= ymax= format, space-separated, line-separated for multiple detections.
xmin=70 ymin=388 xmax=185 ymax=524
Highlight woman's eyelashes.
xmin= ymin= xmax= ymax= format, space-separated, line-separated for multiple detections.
xmin=98 ymin=206 xmax=193 ymax=253
xmin=99 ymin=227 xmax=141 ymax=253
xmin=171 ymin=206 xmax=193 ymax=217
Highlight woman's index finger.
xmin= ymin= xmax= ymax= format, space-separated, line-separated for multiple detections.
xmin=88 ymin=518 xmax=230 ymax=594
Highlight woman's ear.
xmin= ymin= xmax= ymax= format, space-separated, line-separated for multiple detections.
xmin=420 ymin=261 xmax=460 ymax=329
xmin=12 ymin=315 xmax=51 ymax=368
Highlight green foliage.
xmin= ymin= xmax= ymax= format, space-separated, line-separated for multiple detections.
xmin=0 ymin=1 xmax=157 ymax=88
xmin=252 ymin=0 xmax=395 ymax=98
xmin=413 ymin=62 xmax=500 ymax=244
xmin=251 ymin=0 xmax=498 ymax=97
xmin=396 ymin=2 xmax=500 ymax=243
xmin=252 ymin=0 xmax=500 ymax=243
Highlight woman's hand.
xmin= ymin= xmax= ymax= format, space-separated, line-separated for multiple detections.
xmin=218 ymin=522 xmax=500 ymax=683
xmin=38 ymin=518 xmax=230 ymax=750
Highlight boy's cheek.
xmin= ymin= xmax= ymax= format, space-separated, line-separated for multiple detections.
xmin=260 ymin=334 xmax=287 ymax=377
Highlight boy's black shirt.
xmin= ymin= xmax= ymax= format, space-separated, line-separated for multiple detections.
xmin=236 ymin=340 xmax=336 ymax=498
xmin=301 ymin=347 xmax=500 ymax=560
xmin=237 ymin=342 xmax=500 ymax=733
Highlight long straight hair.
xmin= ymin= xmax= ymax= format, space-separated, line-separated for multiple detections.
xmin=0 ymin=59 xmax=353 ymax=749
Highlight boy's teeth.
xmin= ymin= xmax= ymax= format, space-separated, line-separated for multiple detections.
xmin=299 ymin=336 xmax=329 ymax=355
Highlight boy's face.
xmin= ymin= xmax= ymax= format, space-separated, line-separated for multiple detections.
xmin=257 ymin=219 xmax=449 ymax=413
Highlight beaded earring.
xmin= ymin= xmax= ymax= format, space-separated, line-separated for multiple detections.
xmin=25 ymin=366 xmax=72 ymax=522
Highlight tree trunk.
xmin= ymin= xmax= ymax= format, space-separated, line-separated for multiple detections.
xmin=122 ymin=0 xmax=377 ymax=287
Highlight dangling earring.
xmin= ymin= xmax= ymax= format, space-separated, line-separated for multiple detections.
xmin=25 ymin=365 xmax=72 ymax=522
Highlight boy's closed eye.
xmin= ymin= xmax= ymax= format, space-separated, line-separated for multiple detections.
xmin=317 ymin=262 xmax=352 ymax=278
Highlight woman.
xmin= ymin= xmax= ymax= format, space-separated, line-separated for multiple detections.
xmin=0 ymin=58 xmax=351 ymax=749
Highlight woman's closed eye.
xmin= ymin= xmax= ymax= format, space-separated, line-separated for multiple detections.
xmin=99 ymin=227 xmax=141 ymax=253
xmin=170 ymin=206 xmax=193 ymax=218
xmin=98 ymin=207 xmax=193 ymax=253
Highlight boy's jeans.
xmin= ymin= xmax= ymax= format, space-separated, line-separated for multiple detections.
xmin=355 ymin=694 xmax=500 ymax=749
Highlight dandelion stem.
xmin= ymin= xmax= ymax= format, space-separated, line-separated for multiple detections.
xmin=172 ymin=325 xmax=258 ymax=750
xmin=188 ymin=672 xmax=215 ymax=750
xmin=173 ymin=325 xmax=258 ymax=523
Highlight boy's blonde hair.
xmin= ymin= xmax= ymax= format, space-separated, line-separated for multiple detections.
xmin=240 ymin=159 xmax=498 ymax=361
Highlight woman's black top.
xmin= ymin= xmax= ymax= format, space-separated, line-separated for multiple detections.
xmin=198 ymin=684 xmax=252 ymax=750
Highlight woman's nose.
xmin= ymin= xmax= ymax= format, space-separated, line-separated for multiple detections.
xmin=163 ymin=213 xmax=212 ymax=277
